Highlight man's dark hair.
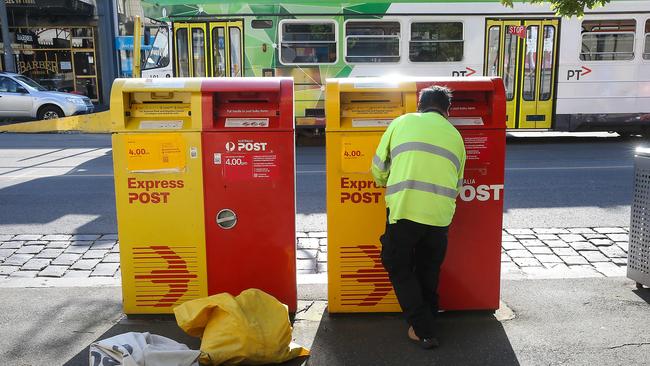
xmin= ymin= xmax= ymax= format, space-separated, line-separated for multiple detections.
xmin=418 ymin=86 xmax=452 ymax=114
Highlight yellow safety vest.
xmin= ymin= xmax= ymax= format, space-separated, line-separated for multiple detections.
xmin=371 ymin=112 xmax=466 ymax=227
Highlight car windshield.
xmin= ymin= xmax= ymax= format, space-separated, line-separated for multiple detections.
xmin=14 ymin=75 xmax=47 ymax=91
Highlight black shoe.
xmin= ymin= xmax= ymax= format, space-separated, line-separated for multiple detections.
xmin=408 ymin=326 xmax=439 ymax=349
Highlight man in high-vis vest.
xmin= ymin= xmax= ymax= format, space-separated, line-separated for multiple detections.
xmin=371 ymin=86 xmax=466 ymax=349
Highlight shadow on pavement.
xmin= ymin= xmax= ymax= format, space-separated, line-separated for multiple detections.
xmin=632 ymin=287 xmax=650 ymax=304
xmin=305 ymin=309 xmax=518 ymax=366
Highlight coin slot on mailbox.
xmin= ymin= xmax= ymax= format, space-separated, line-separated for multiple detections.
xmin=448 ymin=91 xmax=491 ymax=127
xmin=212 ymin=91 xmax=280 ymax=129
xmin=121 ymin=91 xmax=193 ymax=130
xmin=340 ymin=91 xmax=405 ymax=129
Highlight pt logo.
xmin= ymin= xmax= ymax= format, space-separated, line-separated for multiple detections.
xmin=452 ymin=67 xmax=476 ymax=77
xmin=567 ymin=66 xmax=592 ymax=80
xmin=225 ymin=142 xmax=236 ymax=152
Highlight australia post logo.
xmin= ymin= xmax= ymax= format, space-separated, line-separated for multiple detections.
xmin=225 ymin=140 xmax=268 ymax=152
xmin=459 ymin=179 xmax=504 ymax=202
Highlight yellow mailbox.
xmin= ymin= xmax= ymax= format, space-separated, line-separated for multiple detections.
xmin=326 ymin=78 xmax=417 ymax=313
xmin=111 ymin=78 xmax=207 ymax=314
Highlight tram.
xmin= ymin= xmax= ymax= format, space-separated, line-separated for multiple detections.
xmin=139 ymin=0 xmax=650 ymax=135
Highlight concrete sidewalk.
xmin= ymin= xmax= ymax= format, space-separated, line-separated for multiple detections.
xmin=0 ymin=278 xmax=648 ymax=366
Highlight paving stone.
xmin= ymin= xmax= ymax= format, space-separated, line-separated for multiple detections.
xmin=501 ymin=235 xmax=517 ymax=242
xmin=617 ymin=242 xmax=629 ymax=252
xmin=100 ymin=234 xmax=119 ymax=240
xmin=594 ymin=227 xmax=626 ymax=234
xmin=568 ymin=241 xmax=598 ymax=251
xmin=583 ymin=233 xmax=607 ymax=239
xmin=0 ymin=266 xmax=19 ymax=275
xmin=297 ymin=249 xmax=318 ymax=259
xmin=308 ymin=231 xmax=327 ymax=238
xmin=111 ymin=244 xmax=120 ymax=253
xmin=590 ymin=239 xmax=613 ymax=247
xmin=39 ymin=265 xmax=69 ymax=277
xmin=51 ymin=253 xmax=82 ymax=266
xmin=537 ymin=234 xmax=559 ymax=240
xmin=542 ymin=262 xmax=569 ymax=270
xmin=513 ymin=234 xmax=536 ymax=239
xmin=69 ymin=240 xmax=94 ymax=247
xmin=4 ymin=254 xmax=34 ymax=266
xmin=567 ymin=228 xmax=595 ymax=234
xmin=65 ymin=245 xmax=90 ymax=254
xmin=520 ymin=239 xmax=546 ymax=247
xmin=512 ymin=257 xmax=542 ymax=267
xmin=22 ymin=258 xmax=51 ymax=271
xmin=507 ymin=249 xmax=533 ymax=258
xmin=561 ymin=255 xmax=589 ymax=265
xmin=91 ymin=263 xmax=120 ymax=277
xmin=16 ymin=245 xmax=45 ymax=254
xmin=502 ymin=241 xmax=525 ymax=250
xmin=319 ymin=245 xmax=328 ymax=253
xmin=544 ymin=240 xmax=569 ymax=248
xmin=42 ymin=234 xmax=72 ymax=241
xmin=533 ymin=228 xmax=569 ymax=234
xmin=606 ymin=233 xmax=629 ymax=242
xmin=297 ymin=268 xmax=316 ymax=275
xmin=83 ymin=250 xmax=108 ymax=259
xmin=71 ymin=234 xmax=101 ymax=241
xmin=296 ymin=232 xmax=308 ymax=238
xmin=528 ymin=246 xmax=553 ymax=255
xmin=319 ymin=238 xmax=328 ymax=246
xmin=12 ymin=234 xmax=42 ymax=241
xmin=36 ymin=249 xmax=65 ymax=259
xmin=63 ymin=270 xmax=91 ymax=278
xmin=566 ymin=265 xmax=603 ymax=278
xmin=612 ymin=258 xmax=628 ymax=265
xmin=317 ymin=262 xmax=328 ymax=273
xmin=70 ymin=259 xmax=101 ymax=270
xmin=593 ymin=262 xmax=627 ymax=277
xmin=599 ymin=246 xmax=627 ymax=258
xmin=506 ymin=229 xmax=534 ymax=235
xmin=102 ymin=253 xmax=121 ymax=263
xmin=536 ymin=254 xmax=564 ymax=263
xmin=46 ymin=241 xmax=71 ymax=249
xmin=296 ymin=259 xmax=316 ymax=271
xmin=91 ymin=240 xmax=117 ymax=250
xmin=0 ymin=234 xmax=15 ymax=241
xmin=298 ymin=238 xmax=320 ymax=249
xmin=10 ymin=270 xmax=38 ymax=278
xmin=0 ymin=248 xmax=17 ymax=260
xmin=317 ymin=251 xmax=327 ymax=262
xmin=552 ymin=247 xmax=579 ymax=257
xmin=501 ymin=253 xmax=512 ymax=262
xmin=558 ymin=234 xmax=585 ymax=242
xmin=1 ymin=241 xmax=25 ymax=249
xmin=581 ymin=251 xmax=610 ymax=263
xmin=24 ymin=240 xmax=48 ymax=246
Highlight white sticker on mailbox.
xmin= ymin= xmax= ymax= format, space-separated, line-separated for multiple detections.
xmin=449 ymin=117 xmax=484 ymax=126
xmin=352 ymin=119 xmax=393 ymax=128
xmin=139 ymin=120 xmax=184 ymax=130
xmin=225 ymin=118 xmax=269 ymax=128
xmin=214 ymin=153 xmax=222 ymax=165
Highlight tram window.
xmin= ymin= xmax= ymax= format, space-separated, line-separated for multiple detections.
xmin=522 ymin=25 xmax=539 ymax=102
xmin=643 ymin=19 xmax=650 ymax=60
xmin=409 ymin=22 xmax=463 ymax=62
xmin=252 ymin=20 xmax=273 ymax=29
xmin=230 ymin=27 xmax=242 ymax=77
xmin=192 ymin=28 xmax=206 ymax=77
xmin=280 ymin=21 xmax=337 ymax=64
xmin=503 ymin=32 xmax=517 ymax=101
xmin=176 ymin=28 xmax=189 ymax=77
xmin=539 ymin=25 xmax=555 ymax=101
xmin=212 ymin=27 xmax=226 ymax=77
xmin=143 ymin=27 xmax=170 ymax=70
xmin=580 ymin=19 xmax=635 ymax=61
xmin=486 ymin=26 xmax=500 ymax=76
xmin=346 ymin=21 xmax=400 ymax=63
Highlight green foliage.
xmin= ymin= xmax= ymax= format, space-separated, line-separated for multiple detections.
xmin=500 ymin=0 xmax=611 ymax=17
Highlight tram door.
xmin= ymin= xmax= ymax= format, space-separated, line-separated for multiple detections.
xmin=484 ymin=19 xmax=559 ymax=129
xmin=173 ymin=21 xmax=243 ymax=77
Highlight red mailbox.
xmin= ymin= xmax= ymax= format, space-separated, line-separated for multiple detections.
xmin=201 ymin=77 xmax=297 ymax=311
xmin=415 ymin=77 xmax=506 ymax=310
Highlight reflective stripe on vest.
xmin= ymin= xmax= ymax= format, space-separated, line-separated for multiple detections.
xmin=385 ymin=180 xmax=457 ymax=199
xmin=372 ymin=154 xmax=389 ymax=172
xmin=390 ymin=141 xmax=461 ymax=173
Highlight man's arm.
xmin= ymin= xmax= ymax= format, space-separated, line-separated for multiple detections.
xmin=456 ymin=139 xmax=467 ymax=196
xmin=371 ymin=121 xmax=396 ymax=187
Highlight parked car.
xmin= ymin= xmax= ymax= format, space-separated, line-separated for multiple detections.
xmin=0 ymin=72 xmax=94 ymax=120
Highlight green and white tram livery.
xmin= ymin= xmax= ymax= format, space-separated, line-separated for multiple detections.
xmin=140 ymin=0 xmax=650 ymax=135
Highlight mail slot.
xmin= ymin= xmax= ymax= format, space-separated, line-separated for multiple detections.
xmin=110 ymin=78 xmax=208 ymax=314
xmin=326 ymin=77 xmax=506 ymax=313
xmin=200 ymin=77 xmax=297 ymax=312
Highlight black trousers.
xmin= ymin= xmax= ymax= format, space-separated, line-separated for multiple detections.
xmin=380 ymin=215 xmax=448 ymax=339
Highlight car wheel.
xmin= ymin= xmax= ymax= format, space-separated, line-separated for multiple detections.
xmin=38 ymin=105 xmax=64 ymax=120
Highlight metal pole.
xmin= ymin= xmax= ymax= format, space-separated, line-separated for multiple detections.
xmin=96 ymin=0 xmax=118 ymax=108
xmin=0 ymin=0 xmax=15 ymax=72
xmin=133 ymin=16 xmax=141 ymax=78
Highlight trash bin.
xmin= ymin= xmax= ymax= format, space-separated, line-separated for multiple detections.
xmin=200 ymin=77 xmax=297 ymax=311
xmin=325 ymin=77 xmax=506 ymax=313
xmin=111 ymin=78 xmax=208 ymax=314
xmin=628 ymin=147 xmax=650 ymax=289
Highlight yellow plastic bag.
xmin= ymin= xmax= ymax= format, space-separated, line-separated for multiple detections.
xmin=174 ymin=289 xmax=309 ymax=365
